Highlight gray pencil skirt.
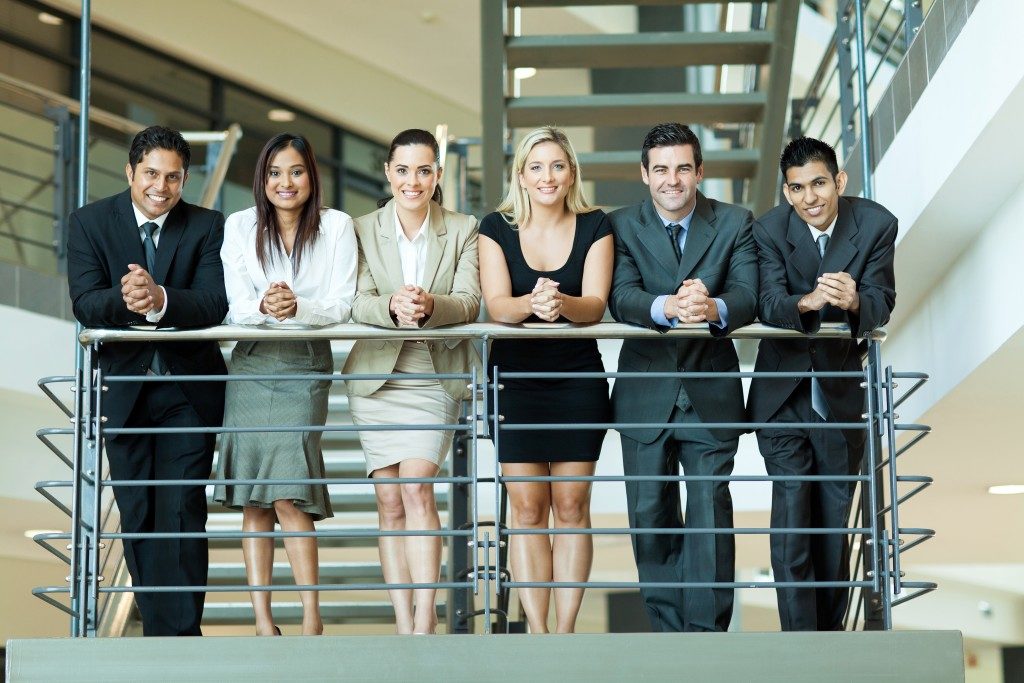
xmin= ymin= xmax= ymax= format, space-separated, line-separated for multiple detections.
xmin=214 ymin=340 xmax=334 ymax=521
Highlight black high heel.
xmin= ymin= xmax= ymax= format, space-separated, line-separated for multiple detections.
xmin=274 ymin=626 xmax=282 ymax=636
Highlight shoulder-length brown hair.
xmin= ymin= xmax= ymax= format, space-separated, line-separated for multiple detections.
xmin=253 ymin=133 xmax=323 ymax=273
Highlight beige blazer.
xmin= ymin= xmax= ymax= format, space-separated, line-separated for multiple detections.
xmin=343 ymin=199 xmax=481 ymax=400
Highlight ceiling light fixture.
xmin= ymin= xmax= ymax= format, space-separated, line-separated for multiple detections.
xmin=514 ymin=67 xmax=537 ymax=80
xmin=38 ymin=12 xmax=63 ymax=26
xmin=988 ymin=484 xmax=1024 ymax=495
xmin=267 ymin=108 xmax=296 ymax=123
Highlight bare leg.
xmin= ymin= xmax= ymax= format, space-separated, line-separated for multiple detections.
xmin=503 ymin=462 xmax=553 ymax=633
xmin=550 ymin=460 xmax=596 ymax=633
xmin=399 ymin=459 xmax=442 ymax=634
xmin=274 ymin=499 xmax=323 ymax=635
xmin=373 ymin=464 xmax=414 ymax=634
xmin=242 ymin=505 xmax=279 ymax=636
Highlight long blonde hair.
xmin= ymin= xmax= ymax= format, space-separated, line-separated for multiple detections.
xmin=495 ymin=126 xmax=593 ymax=227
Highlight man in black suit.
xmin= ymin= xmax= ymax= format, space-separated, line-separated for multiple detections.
xmin=748 ymin=136 xmax=896 ymax=631
xmin=608 ymin=123 xmax=758 ymax=632
xmin=67 ymin=126 xmax=228 ymax=636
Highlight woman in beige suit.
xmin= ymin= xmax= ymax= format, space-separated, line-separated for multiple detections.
xmin=344 ymin=128 xmax=480 ymax=635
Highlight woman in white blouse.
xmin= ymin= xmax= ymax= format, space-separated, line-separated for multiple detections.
xmin=343 ymin=129 xmax=480 ymax=634
xmin=214 ymin=133 xmax=357 ymax=636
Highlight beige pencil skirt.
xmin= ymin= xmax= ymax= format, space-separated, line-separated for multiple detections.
xmin=349 ymin=341 xmax=460 ymax=475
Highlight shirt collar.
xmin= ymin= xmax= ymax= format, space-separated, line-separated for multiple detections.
xmin=132 ymin=202 xmax=170 ymax=230
xmin=655 ymin=203 xmax=696 ymax=231
xmin=807 ymin=214 xmax=838 ymax=241
xmin=393 ymin=203 xmax=428 ymax=244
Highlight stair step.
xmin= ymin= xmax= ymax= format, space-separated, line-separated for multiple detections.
xmin=511 ymin=0 xmax=775 ymax=6
xmin=208 ymin=561 xmax=386 ymax=584
xmin=579 ymin=148 xmax=759 ymax=181
xmin=202 ymin=601 xmax=446 ymax=625
xmin=507 ymin=92 xmax=766 ymax=128
xmin=206 ymin=490 xmax=449 ymax=516
xmin=507 ymin=31 xmax=773 ymax=69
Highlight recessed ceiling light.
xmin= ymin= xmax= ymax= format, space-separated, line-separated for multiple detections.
xmin=988 ymin=484 xmax=1024 ymax=495
xmin=514 ymin=67 xmax=537 ymax=80
xmin=420 ymin=10 xmax=438 ymax=23
xmin=267 ymin=108 xmax=296 ymax=123
xmin=38 ymin=12 xmax=63 ymax=26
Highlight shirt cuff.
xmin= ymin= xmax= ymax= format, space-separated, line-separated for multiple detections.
xmin=650 ymin=295 xmax=678 ymax=328
xmin=145 ymin=287 xmax=168 ymax=323
xmin=710 ymin=297 xmax=728 ymax=329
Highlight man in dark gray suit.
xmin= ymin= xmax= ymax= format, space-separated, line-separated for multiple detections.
xmin=608 ymin=123 xmax=758 ymax=632
xmin=748 ymin=137 xmax=896 ymax=631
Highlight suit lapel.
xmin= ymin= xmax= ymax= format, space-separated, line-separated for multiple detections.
xmin=115 ymin=190 xmax=147 ymax=272
xmin=677 ymin=193 xmax=715 ymax=280
xmin=376 ymin=199 xmax=405 ymax=288
xmin=819 ymin=197 xmax=858 ymax=276
xmin=786 ymin=210 xmax=820 ymax=283
xmin=421 ymin=202 xmax=448 ymax=291
xmin=154 ymin=203 xmax=185 ymax=284
xmin=635 ymin=200 xmax=679 ymax=277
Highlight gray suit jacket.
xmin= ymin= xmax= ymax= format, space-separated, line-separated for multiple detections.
xmin=608 ymin=193 xmax=758 ymax=444
xmin=343 ymin=199 xmax=481 ymax=401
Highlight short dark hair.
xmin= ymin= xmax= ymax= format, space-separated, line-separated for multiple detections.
xmin=780 ymin=136 xmax=839 ymax=178
xmin=641 ymin=123 xmax=702 ymax=169
xmin=377 ymin=128 xmax=444 ymax=209
xmin=127 ymin=125 xmax=191 ymax=173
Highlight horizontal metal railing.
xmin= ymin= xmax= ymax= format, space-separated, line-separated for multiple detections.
xmin=33 ymin=322 xmax=933 ymax=635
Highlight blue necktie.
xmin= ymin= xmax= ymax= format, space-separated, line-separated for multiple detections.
xmin=811 ymin=233 xmax=830 ymax=418
xmin=142 ymin=222 xmax=166 ymax=375
xmin=666 ymin=223 xmax=682 ymax=261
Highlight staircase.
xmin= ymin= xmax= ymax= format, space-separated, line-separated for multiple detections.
xmin=482 ymin=0 xmax=801 ymax=214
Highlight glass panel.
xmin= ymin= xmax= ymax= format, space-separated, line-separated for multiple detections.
xmin=0 ymin=0 xmax=72 ymax=53
xmin=91 ymin=76 xmax=209 ymax=131
xmin=0 ymin=41 xmax=71 ymax=94
xmin=343 ymin=133 xmax=387 ymax=180
xmin=92 ymin=31 xmax=212 ymax=116
xmin=222 ymin=86 xmax=332 ymax=155
xmin=342 ymin=184 xmax=381 ymax=219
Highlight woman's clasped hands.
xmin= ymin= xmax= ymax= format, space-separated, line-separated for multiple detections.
xmin=260 ymin=280 xmax=297 ymax=321
xmin=530 ymin=277 xmax=562 ymax=322
xmin=389 ymin=284 xmax=434 ymax=327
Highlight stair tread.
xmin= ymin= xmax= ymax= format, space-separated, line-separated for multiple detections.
xmin=507 ymin=92 xmax=767 ymax=127
xmin=578 ymin=149 xmax=759 ymax=180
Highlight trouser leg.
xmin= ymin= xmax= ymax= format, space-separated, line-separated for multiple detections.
xmin=620 ymin=430 xmax=686 ymax=632
xmin=675 ymin=406 xmax=737 ymax=632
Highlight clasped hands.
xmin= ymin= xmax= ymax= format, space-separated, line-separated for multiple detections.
xmin=800 ymin=272 xmax=859 ymax=313
xmin=260 ymin=281 xmax=297 ymax=321
xmin=664 ymin=278 xmax=717 ymax=324
xmin=390 ymin=284 xmax=434 ymax=327
xmin=530 ymin=277 xmax=562 ymax=322
xmin=121 ymin=263 xmax=164 ymax=316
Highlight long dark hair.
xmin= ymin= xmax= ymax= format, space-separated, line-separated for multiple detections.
xmin=253 ymin=133 xmax=323 ymax=273
xmin=376 ymin=128 xmax=444 ymax=209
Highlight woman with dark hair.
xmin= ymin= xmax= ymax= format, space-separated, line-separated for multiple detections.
xmin=214 ymin=133 xmax=358 ymax=636
xmin=478 ymin=126 xmax=613 ymax=633
xmin=343 ymin=128 xmax=480 ymax=634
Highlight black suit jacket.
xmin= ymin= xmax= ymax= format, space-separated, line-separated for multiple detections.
xmin=608 ymin=194 xmax=759 ymax=444
xmin=748 ymin=196 xmax=897 ymax=444
xmin=67 ymin=189 xmax=228 ymax=430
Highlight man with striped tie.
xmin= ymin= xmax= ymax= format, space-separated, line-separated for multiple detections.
xmin=748 ymin=136 xmax=897 ymax=631
xmin=67 ymin=126 xmax=228 ymax=635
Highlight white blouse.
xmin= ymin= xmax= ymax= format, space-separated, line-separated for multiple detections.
xmin=221 ymin=206 xmax=358 ymax=326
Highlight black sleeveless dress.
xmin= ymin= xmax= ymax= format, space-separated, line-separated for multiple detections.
xmin=479 ymin=210 xmax=612 ymax=463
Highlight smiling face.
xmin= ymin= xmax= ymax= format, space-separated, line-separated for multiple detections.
xmin=518 ymin=141 xmax=574 ymax=210
xmin=641 ymin=144 xmax=703 ymax=222
xmin=125 ymin=148 xmax=187 ymax=220
xmin=385 ymin=144 xmax=440 ymax=214
xmin=782 ymin=161 xmax=848 ymax=230
xmin=264 ymin=144 xmax=311 ymax=213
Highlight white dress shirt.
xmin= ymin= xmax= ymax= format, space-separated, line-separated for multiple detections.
xmin=394 ymin=203 xmax=429 ymax=287
xmin=808 ymin=215 xmax=838 ymax=244
xmin=221 ymin=207 xmax=358 ymax=326
xmin=131 ymin=202 xmax=169 ymax=323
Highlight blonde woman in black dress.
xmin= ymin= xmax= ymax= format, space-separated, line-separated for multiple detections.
xmin=478 ymin=126 xmax=613 ymax=633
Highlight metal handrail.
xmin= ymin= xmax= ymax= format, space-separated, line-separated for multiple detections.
xmin=39 ymin=321 xmax=932 ymax=635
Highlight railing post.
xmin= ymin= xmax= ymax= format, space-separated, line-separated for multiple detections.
xmin=860 ymin=337 xmax=889 ymax=630
xmin=48 ymin=104 xmax=76 ymax=275
xmin=480 ymin=0 xmax=508 ymax=213
xmin=835 ymin=1 xmax=857 ymax=159
xmin=447 ymin=400 xmax=473 ymax=634
xmin=852 ymin=0 xmax=874 ymax=199
xmin=903 ymin=0 xmax=924 ymax=49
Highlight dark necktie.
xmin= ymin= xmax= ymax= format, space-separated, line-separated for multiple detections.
xmin=666 ymin=223 xmax=682 ymax=261
xmin=811 ymin=231 xmax=830 ymax=419
xmin=141 ymin=222 xmax=166 ymax=374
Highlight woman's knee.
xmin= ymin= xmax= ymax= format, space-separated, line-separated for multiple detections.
xmin=551 ymin=493 xmax=590 ymax=527
xmin=509 ymin=495 xmax=550 ymax=527
xmin=375 ymin=486 xmax=406 ymax=525
xmin=400 ymin=483 xmax=437 ymax=517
